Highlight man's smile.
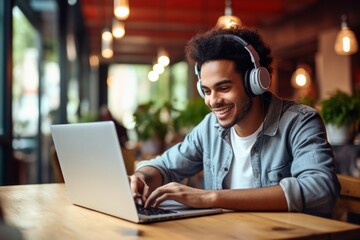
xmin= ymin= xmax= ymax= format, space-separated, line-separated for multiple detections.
xmin=212 ymin=105 xmax=233 ymax=118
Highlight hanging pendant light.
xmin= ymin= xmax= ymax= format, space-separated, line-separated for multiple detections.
xmin=114 ymin=0 xmax=130 ymax=20
xmin=291 ymin=65 xmax=312 ymax=89
xmin=157 ymin=48 xmax=170 ymax=67
xmin=89 ymin=55 xmax=99 ymax=68
xmin=112 ymin=18 xmax=125 ymax=39
xmin=216 ymin=0 xmax=242 ymax=29
xmin=148 ymin=70 xmax=159 ymax=82
xmin=153 ymin=62 xmax=165 ymax=75
xmin=101 ymin=28 xmax=113 ymax=58
xmin=334 ymin=15 xmax=358 ymax=55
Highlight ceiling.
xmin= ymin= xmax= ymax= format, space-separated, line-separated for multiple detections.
xmin=80 ymin=0 xmax=320 ymax=65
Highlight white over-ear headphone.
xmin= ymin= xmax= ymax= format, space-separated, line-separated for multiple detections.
xmin=195 ymin=34 xmax=271 ymax=98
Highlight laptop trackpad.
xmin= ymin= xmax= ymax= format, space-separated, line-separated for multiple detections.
xmin=159 ymin=200 xmax=195 ymax=210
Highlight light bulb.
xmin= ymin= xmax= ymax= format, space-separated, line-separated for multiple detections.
xmin=112 ymin=19 xmax=125 ymax=38
xmin=153 ymin=63 xmax=165 ymax=74
xmin=157 ymin=48 xmax=170 ymax=67
xmin=89 ymin=55 xmax=99 ymax=67
xmin=102 ymin=29 xmax=112 ymax=41
xmin=291 ymin=67 xmax=311 ymax=89
xmin=216 ymin=16 xmax=242 ymax=29
xmin=102 ymin=29 xmax=113 ymax=58
xmin=114 ymin=0 xmax=130 ymax=20
xmin=216 ymin=0 xmax=242 ymax=29
xmin=334 ymin=15 xmax=358 ymax=55
xmin=148 ymin=71 xmax=159 ymax=82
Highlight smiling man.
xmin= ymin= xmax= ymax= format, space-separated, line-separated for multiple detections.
xmin=129 ymin=27 xmax=340 ymax=217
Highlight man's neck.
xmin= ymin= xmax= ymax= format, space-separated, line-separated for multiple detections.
xmin=233 ymin=96 xmax=265 ymax=137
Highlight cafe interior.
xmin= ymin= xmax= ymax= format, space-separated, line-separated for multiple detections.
xmin=1 ymin=0 xmax=360 ymax=225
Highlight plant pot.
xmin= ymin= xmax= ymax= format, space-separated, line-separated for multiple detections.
xmin=326 ymin=123 xmax=354 ymax=145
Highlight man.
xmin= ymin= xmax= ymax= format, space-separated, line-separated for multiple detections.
xmin=130 ymin=27 xmax=340 ymax=217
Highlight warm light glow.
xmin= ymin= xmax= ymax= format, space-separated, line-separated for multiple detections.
xmin=216 ymin=0 xmax=242 ymax=29
xmin=102 ymin=48 xmax=113 ymax=58
xmin=89 ymin=55 xmax=99 ymax=67
xmin=343 ymin=37 xmax=350 ymax=52
xmin=157 ymin=48 xmax=170 ymax=67
xmin=291 ymin=67 xmax=311 ymax=89
xmin=153 ymin=63 xmax=165 ymax=74
xmin=148 ymin=71 xmax=159 ymax=82
xmin=158 ymin=56 xmax=170 ymax=67
xmin=334 ymin=15 xmax=358 ymax=55
xmin=295 ymin=74 xmax=307 ymax=87
xmin=335 ymin=28 xmax=358 ymax=55
xmin=107 ymin=76 xmax=113 ymax=86
xmin=216 ymin=15 xmax=242 ymax=29
xmin=114 ymin=0 xmax=130 ymax=20
xmin=102 ymin=29 xmax=113 ymax=58
xmin=112 ymin=19 xmax=125 ymax=38
xmin=102 ymin=29 xmax=112 ymax=41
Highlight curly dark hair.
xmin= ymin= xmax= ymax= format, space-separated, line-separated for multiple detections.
xmin=185 ymin=27 xmax=273 ymax=78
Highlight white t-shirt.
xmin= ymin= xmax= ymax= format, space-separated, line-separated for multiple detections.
xmin=223 ymin=123 xmax=263 ymax=189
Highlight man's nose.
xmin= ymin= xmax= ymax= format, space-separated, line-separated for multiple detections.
xmin=208 ymin=92 xmax=222 ymax=108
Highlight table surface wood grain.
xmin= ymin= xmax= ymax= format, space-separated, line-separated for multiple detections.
xmin=1 ymin=183 xmax=359 ymax=240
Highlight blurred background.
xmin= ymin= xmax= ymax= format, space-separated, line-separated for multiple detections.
xmin=0 ymin=0 xmax=359 ymax=185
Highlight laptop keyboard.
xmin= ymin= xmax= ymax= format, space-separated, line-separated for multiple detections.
xmin=136 ymin=203 xmax=176 ymax=216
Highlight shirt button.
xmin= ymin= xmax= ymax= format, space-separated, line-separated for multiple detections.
xmin=224 ymin=167 xmax=229 ymax=171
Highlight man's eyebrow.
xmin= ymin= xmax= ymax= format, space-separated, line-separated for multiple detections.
xmin=202 ymin=79 xmax=233 ymax=89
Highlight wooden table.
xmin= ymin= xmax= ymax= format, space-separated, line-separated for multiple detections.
xmin=0 ymin=184 xmax=359 ymax=240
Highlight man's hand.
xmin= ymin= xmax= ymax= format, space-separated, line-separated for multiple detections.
xmin=129 ymin=173 xmax=151 ymax=205
xmin=128 ymin=166 xmax=164 ymax=205
xmin=144 ymin=182 xmax=217 ymax=209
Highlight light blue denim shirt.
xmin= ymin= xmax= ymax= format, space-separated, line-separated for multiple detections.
xmin=137 ymin=92 xmax=340 ymax=216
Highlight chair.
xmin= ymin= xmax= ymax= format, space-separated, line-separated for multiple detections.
xmin=50 ymin=146 xmax=65 ymax=183
xmin=333 ymin=174 xmax=360 ymax=223
xmin=121 ymin=147 xmax=136 ymax=175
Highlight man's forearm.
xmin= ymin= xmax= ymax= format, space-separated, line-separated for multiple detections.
xmin=213 ymin=185 xmax=288 ymax=211
xmin=134 ymin=166 xmax=163 ymax=191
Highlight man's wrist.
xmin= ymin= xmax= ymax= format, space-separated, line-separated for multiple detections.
xmin=134 ymin=169 xmax=149 ymax=182
xmin=133 ymin=166 xmax=164 ymax=188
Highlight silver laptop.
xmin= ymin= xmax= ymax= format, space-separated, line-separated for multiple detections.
xmin=50 ymin=121 xmax=223 ymax=223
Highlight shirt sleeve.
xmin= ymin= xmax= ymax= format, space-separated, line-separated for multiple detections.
xmin=283 ymin=107 xmax=340 ymax=216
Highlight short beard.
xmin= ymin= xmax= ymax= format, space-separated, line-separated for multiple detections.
xmin=221 ymin=96 xmax=252 ymax=129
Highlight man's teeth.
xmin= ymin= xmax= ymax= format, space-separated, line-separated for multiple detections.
xmin=215 ymin=107 xmax=231 ymax=114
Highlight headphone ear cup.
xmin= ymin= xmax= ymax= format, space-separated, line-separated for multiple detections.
xmin=197 ymin=79 xmax=205 ymax=99
xmin=249 ymin=67 xmax=271 ymax=96
xmin=244 ymin=69 xmax=254 ymax=97
xmin=194 ymin=63 xmax=205 ymax=98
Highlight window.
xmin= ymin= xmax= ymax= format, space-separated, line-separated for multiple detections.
xmin=12 ymin=2 xmax=60 ymax=184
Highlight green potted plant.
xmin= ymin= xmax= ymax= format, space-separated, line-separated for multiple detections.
xmin=133 ymin=101 xmax=179 ymax=158
xmin=173 ymin=98 xmax=210 ymax=135
xmin=133 ymin=98 xmax=210 ymax=158
xmin=319 ymin=90 xmax=360 ymax=144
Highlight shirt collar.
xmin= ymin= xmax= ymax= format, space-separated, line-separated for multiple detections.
xmin=262 ymin=92 xmax=283 ymax=137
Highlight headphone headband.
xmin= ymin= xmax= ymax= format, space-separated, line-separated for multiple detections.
xmin=217 ymin=34 xmax=261 ymax=69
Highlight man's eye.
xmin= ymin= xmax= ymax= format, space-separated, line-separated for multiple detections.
xmin=203 ymin=90 xmax=211 ymax=95
xmin=219 ymin=86 xmax=230 ymax=92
